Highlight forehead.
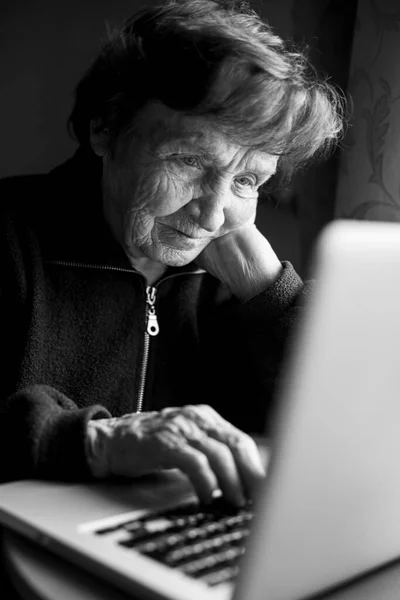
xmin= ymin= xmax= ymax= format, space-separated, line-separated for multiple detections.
xmin=129 ymin=102 xmax=278 ymax=171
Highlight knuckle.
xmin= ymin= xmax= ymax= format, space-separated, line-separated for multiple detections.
xmin=181 ymin=404 xmax=198 ymax=418
xmin=228 ymin=431 xmax=252 ymax=450
xmin=182 ymin=404 xmax=219 ymax=428
xmin=162 ymin=420 xmax=180 ymax=435
xmin=198 ymin=404 xmax=217 ymax=415
xmin=170 ymin=412 xmax=192 ymax=431
xmin=160 ymin=407 xmax=179 ymax=419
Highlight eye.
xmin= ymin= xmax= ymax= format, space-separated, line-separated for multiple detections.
xmin=180 ymin=156 xmax=201 ymax=168
xmin=234 ymin=175 xmax=257 ymax=189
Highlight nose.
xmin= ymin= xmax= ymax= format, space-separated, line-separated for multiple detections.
xmin=184 ymin=184 xmax=230 ymax=233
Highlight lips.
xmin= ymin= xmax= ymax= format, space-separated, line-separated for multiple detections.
xmin=176 ymin=230 xmax=205 ymax=240
xmin=163 ymin=224 xmax=208 ymax=240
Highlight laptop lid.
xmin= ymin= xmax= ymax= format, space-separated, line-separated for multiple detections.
xmin=1 ymin=219 xmax=400 ymax=600
xmin=235 ymin=219 xmax=400 ymax=600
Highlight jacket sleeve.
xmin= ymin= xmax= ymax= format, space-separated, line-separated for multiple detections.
xmin=0 ymin=189 xmax=112 ymax=484
xmin=202 ymin=262 xmax=312 ymax=436
xmin=0 ymin=384 xmax=111 ymax=483
xmin=242 ymin=261 xmax=312 ymax=342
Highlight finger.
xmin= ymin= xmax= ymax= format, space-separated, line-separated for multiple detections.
xmin=190 ymin=434 xmax=246 ymax=507
xmin=184 ymin=405 xmax=266 ymax=496
xmin=169 ymin=409 xmax=246 ymax=506
xmin=161 ymin=443 xmax=219 ymax=505
xmin=227 ymin=434 xmax=266 ymax=496
xmin=161 ymin=405 xmax=264 ymax=501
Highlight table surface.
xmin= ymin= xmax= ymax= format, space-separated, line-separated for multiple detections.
xmin=4 ymin=525 xmax=400 ymax=600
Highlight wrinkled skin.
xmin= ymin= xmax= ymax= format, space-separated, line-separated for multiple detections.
xmin=90 ymin=405 xmax=266 ymax=506
xmin=89 ymin=102 xmax=280 ymax=503
xmin=92 ymin=101 xmax=279 ymax=273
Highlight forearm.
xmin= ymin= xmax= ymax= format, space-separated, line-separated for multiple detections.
xmin=204 ymin=262 xmax=309 ymax=434
xmin=242 ymin=261 xmax=307 ymax=331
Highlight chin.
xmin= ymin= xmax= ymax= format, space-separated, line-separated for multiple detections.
xmin=147 ymin=244 xmax=201 ymax=267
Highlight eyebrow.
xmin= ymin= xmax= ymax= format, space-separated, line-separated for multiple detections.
xmin=152 ymin=129 xmax=278 ymax=176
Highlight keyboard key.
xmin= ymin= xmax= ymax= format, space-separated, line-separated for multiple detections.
xmin=180 ymin=546 xmax=246 ymax=576
xmin=99 ymin=497 xmax=253 ymax=587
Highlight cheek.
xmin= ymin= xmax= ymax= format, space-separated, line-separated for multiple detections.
xmin=133 ymin=169 xmax=193 ymax=217
xmin=225 ymin=197 xmax=258 ymax=229
xmin=105 ymin=159 xmax=193 ymax=217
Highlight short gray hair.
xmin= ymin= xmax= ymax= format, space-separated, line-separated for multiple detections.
xmin=68 ymin=0 xmax=345 ymax=187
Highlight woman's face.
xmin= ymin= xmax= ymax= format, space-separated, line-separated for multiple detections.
xmin=93 ymin=102 xmax=278 ymax=266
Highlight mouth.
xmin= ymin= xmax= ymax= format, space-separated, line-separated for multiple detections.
xmin=175 ymin=230 xmax=206 ymax=240
xmin=154 ymin=223 xmax=209 ymax=251
xmin=160 ymin=224 xmax=210 ymax=241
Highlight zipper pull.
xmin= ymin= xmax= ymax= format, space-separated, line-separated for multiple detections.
xmin=146 ymin=286 xmax=160 ymax=336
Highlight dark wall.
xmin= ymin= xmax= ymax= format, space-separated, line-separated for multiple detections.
xmin=0 ymin=0 xmax=155 ymax=177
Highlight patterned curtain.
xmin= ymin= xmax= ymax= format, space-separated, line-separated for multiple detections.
xmin=336 ymin=0 xmax=400 ymax=220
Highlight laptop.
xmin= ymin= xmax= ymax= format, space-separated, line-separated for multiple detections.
xmin=2 ymin=218 xmax=400 ymax=600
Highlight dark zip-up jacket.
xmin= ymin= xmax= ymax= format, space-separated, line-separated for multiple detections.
xmin=0 ymin=148 xmax=309 ymax=483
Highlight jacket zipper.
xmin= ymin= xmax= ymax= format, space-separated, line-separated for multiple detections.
xmin=135 ymin=267 xmax=205 ymax=412
xmin=136 ymin=286 xmax=159 ymax=413
xmin=45 ymin=260 xmax=204 ymax=413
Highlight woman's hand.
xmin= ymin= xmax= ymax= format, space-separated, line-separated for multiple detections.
xmin=86 ymin=405 xmax=265 ymax=506
xmin=196 ymin=223 xmax=282 ymax=301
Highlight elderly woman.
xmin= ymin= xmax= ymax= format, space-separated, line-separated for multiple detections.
xmin=0 ymin=0 xmax=343 ymax=506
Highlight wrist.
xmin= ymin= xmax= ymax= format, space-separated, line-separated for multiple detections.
xmin=216 ymin=228 xmax=283 ymax=301
xmin=86 ymin=418 xmax=118 ymax=478
xmin=226 ymin=263 xmax=282 ymax=301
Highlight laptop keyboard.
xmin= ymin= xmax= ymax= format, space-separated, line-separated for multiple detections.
xmin=94 ymin=497 xmax=254 ymax=587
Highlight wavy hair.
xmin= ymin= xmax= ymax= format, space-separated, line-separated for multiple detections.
xmin=68 ymin=0 xmax=346 ymax=187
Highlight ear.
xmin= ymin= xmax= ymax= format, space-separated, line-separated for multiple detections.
xmin=90 ymin=120 xmax=111 ymax=157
